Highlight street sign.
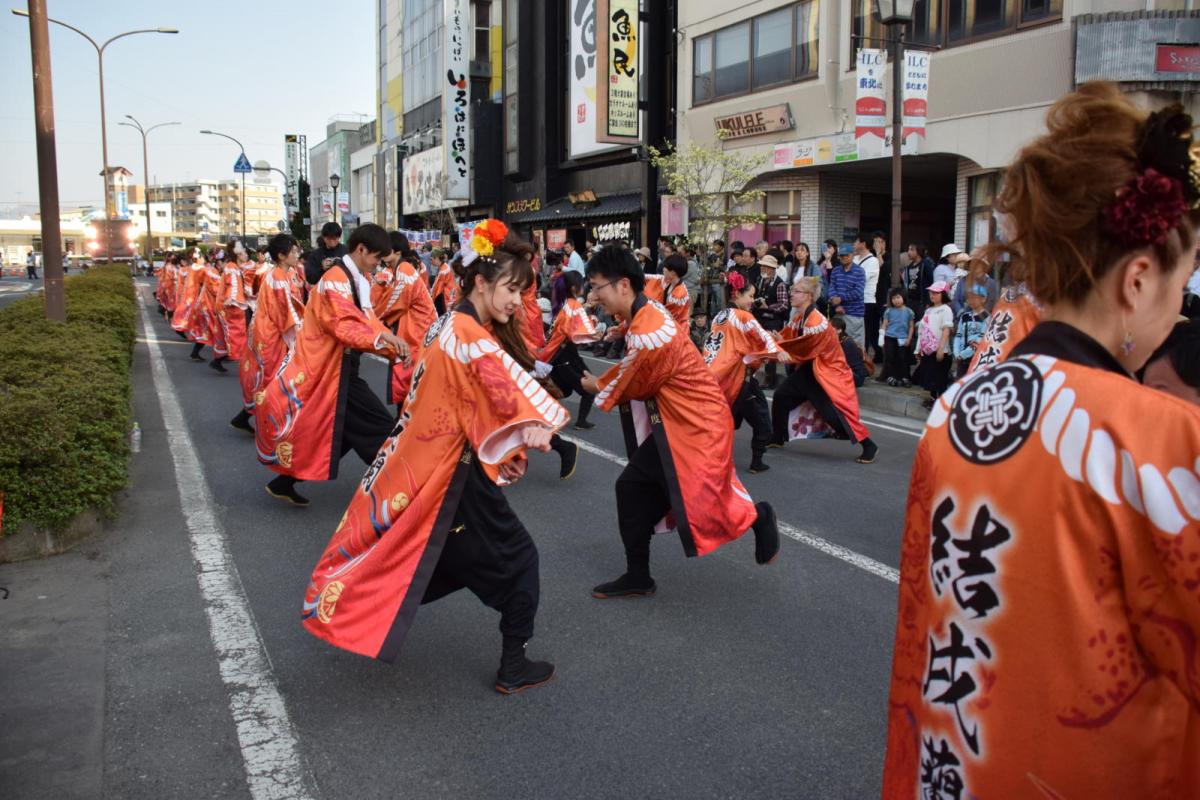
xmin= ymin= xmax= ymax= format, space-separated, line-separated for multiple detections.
xmin=233 ymin=153 xmax=253 ymax=174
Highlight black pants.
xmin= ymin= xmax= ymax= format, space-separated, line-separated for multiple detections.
xmin=421 ymin=458 xmax=539 ymax=639
xmin=550 ymin=342 xmax=595 ymax=423
xmin=732 ymin=378 xmax=772 ymax=456
xmin=615 ymin=437 xmax=673 ymax=576
xmin=882 ymin=336 xmax=909 ymax=382
xmin=864 ymin=303 xmax=881 ymax=360
xmin=771 ymin=363 xmax=852 ymax=443
xmin=339 ymin=372 xmax=395 ymax=464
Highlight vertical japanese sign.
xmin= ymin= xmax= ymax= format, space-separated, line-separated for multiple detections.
xmin=855 ymin=48 xmax=887 ymax=160
xmin=595 ymin=0 xmax=640 ymax=143
xmin=903 ymin=50 xmax=931 ymax=142
xmin=284 ymin=134 xmax=300 ymax=208
xmin=443 ymin=0 xmax=471 ymax=202
xmin=569 ymin=0 xmax=612 ymax=158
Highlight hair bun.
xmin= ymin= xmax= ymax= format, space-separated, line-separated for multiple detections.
xmin=1137 ymin=104 xmax=1200 ymax=206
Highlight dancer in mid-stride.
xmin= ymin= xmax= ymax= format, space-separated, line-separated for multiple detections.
xmin=302 ymin=223 xmax=568 ymax=695
xmin=580 ymin=244 xmax=781 ymax=600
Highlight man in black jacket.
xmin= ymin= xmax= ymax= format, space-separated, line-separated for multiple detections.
xmin=304 ymin=222 xmax=349 ymax=285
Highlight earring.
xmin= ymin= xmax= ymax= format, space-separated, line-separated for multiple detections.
xmin=1120 ymin=315 xmax=1136 ymax=357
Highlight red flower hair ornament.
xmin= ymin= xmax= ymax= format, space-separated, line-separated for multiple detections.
xmin=1103 ymin=168 xmax=1188 ymax=249
xmin=726 ymin=271 xmax=746 ymax=292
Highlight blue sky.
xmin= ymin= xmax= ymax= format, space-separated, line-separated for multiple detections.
xmin=1 ymin=0 xmax=376 ymax=212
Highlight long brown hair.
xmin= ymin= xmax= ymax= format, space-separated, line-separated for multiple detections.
xmin=987 ymin=82 xmax=1200 ymax=307
xmin=454 ymin=232 xmax=536 ymax=369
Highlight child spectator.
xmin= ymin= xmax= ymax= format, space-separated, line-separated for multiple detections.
xmin=881 ymin=288 xmax=915 ymax=386
xmin=914 ymin=281 xmax=955 ymax=407
xmin=952 ymin=284 xmax=991 ymax=378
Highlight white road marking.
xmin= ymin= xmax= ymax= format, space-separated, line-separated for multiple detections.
xmin=557 ymin=433 xmax=900 ymax=584
xmin=136 ymin=290 xmax=317 ymax=800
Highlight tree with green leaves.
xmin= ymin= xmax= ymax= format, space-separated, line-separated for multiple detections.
xmin=649 ymin=132 xmax=767 ymax=257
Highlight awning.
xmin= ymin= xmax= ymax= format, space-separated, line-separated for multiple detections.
xmin=507 ymin=192 xmax=642 ymax=224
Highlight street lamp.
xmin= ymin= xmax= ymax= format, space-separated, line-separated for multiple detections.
xmin=200 ymin=129 xmax=247 ymax=240
xmin=119 ymin=116 xmax=179 ymax=267
xmin=329 ymin=173 xmax=340 ymax=227
xmin=872 ymin=0 xmax=914 ymax=286
xmin=12 ymin=9 xmax=177 ymax=261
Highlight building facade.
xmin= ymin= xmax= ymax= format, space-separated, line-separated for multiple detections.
xmin=308 ymin=116 xmax=372 ymax=242
xmin=676 ymin=0 xmax=1200 ymax=269
xmin=147 ymin=178 xmax=283 ymax=241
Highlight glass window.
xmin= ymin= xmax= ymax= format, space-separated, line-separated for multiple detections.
xmin=795 ymin=1 xmax=819 ymax=79
xmin=948 ymin=0 xmax=1015 ymax=42
xmin=766 ymin=191 xmax=791 ymax=216
xmin=1020 ymin=0 xmax=1062 ymax=24
xmin=908 ymin=0 xmax=941 ymax=47
xmin=713 ymin=22 xmax=750 ymax=98
xmin=693 ymin=36 xmax=713 ymax=103
xmin=967 ymin=172 xmax=1003 ymax=251
xmin=752 ymin=8 xmax=793 ymax=89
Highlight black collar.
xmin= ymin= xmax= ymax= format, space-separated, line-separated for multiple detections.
xmin=630 ymin=292 xmax=648 ymax=318
xmin=454 ymin=297 xmax=479 ymax=322
xmin=1010 ymin=321 xmax=1129 ymax=378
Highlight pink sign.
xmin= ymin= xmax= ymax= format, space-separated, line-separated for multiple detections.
xmin=546 ymin=229 xmax=567 ymax=250
xmin=660 ymin=195 xmax=687 ymax=236
xmin=1156 ymin=44 xmax=1200 ymax=73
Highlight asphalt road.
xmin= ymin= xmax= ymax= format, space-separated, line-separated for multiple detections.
xmin=22 ymin=279 xmax=921 ymax=799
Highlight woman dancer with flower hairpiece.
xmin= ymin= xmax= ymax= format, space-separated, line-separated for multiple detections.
xmin=882 ymin=82 xmax=1200 ymax=798
xmin=302 ymin=221 xmax=569 ymax=695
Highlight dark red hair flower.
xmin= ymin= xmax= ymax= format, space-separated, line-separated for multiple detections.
xmin=1104 ymin=167 xmax=1188 ymax=248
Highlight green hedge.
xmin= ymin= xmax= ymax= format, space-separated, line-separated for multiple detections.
xmin=0 ymin=265 xmax=136 ymax=532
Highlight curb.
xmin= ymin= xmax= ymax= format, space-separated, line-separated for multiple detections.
xmin=0 ymin=499 xmax=121 ymax=564
xmin=857 ymin=384 xmax=931 ymax=422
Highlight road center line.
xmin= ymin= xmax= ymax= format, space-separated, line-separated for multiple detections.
xmin=556 ymin=433 xmax=900 ymax=584
xmin=137 ymin=289 xmax=318 ymax=800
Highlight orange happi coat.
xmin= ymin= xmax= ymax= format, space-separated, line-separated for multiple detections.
xmin=536 ymin=296 xmax=599 ymax=363
xmin=170 ymin=262 xmax=207 ymax=335
xmin=430 ymin=262 xmax=460 ymax=313
xmin=643 ymin=274 xmax=691 ymax=330
xmin=240 ymin=265 xmax=305 ymax=414
xmin=255 ymin=261 xmax=392 ymax=480
xmin=156 ymin=262 xmax=178 ymax=312
xmin=219 ymin=262 xmax=249 ymax=361
xmin=967 ymin=283 xmax=1041 ymax=374
xmin=521 ymin=280 xmax=546 ymax=351
xmin=192 ymin=263 xmax=225 ymax=352
xmin=595 ymin=296 xmax=757 ymax=557
xmin=701 ymin=307 xmax=779 ymax=406
xmin=301 ymin=306 xmax=568 ymax=661
xmin=766 ymin=305 xmax=871 ymax=443
xmin=373 ymin=258 xmax=437 ymax=405
xmin=884 ymin=322 xmax=1200 ymax=798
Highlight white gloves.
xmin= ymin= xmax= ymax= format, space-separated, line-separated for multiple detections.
xmin=533 ymin=360 xmax=553 ymax=379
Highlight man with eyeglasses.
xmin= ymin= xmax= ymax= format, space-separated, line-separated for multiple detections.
xmin=578 ymin=244 xmax=781 ymax=599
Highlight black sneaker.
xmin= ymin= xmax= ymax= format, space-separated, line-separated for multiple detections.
xmin=266 ymin=477 xmax=310 ymax=507
xmin=229 ymin=410 xmax=254 ymax=434
xmin=209 ymin=358 xmax=228 ymax=373
xmin=592 ymin=573 xmax=657 ymax=599
xmin=752 ymin=501 xmax=780 ymax=565
xmin=573 ymin=420 xmax=596 ymax=430
xmin=558 ymin=439 xmax=578 ymax=480
xmin=189 ymin=354 xmax=206 ymax=362
xmin=856 ymin=438 xmax=879 ymax=465
xmin=494 ymin=637 xmax=555 ymax=695
xmin=749 ymin=455 xmax=770 ymax=474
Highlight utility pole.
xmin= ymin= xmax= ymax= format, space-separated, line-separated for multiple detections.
xmin=24 ymin=0 xmax=64 ymax=321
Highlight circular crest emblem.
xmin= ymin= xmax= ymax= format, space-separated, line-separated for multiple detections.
xmin=423 ymin=313 xmax=450 ymax=347
xmin=948 ymin=360 xmax=1042 ymax=465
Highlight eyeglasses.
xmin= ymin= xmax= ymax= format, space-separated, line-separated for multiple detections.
xmin=590 ymin=279 xmax=620 ymax=292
